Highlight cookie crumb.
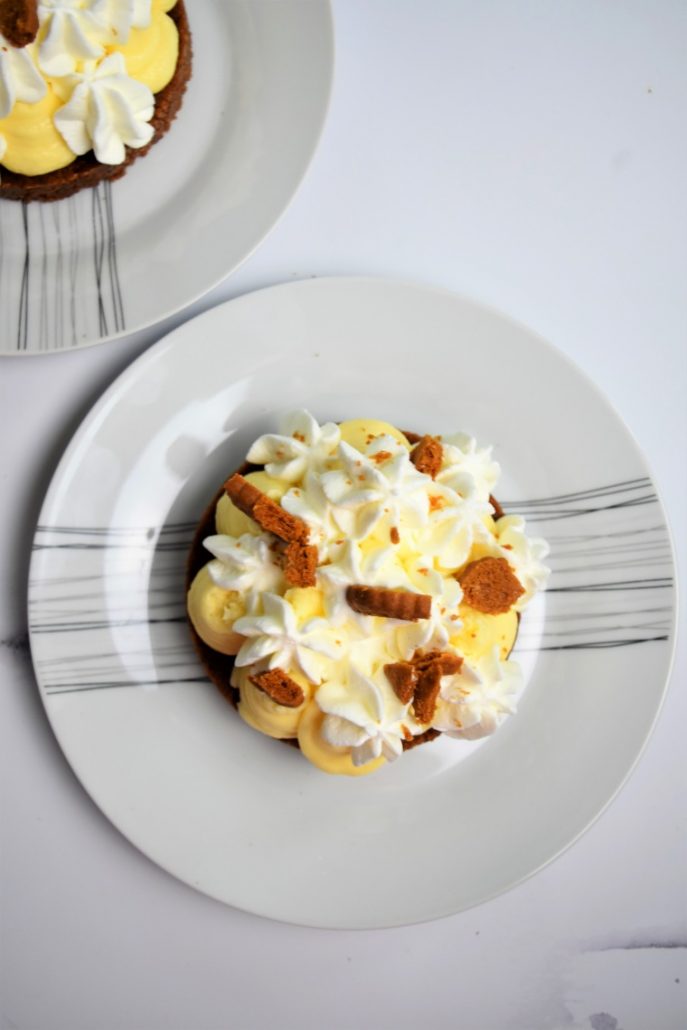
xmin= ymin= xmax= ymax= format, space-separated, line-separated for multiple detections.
xmin=402 ymin=727 xmax=441 ymax=750
xmin=489 ymin=494 xmax=504 ymax=518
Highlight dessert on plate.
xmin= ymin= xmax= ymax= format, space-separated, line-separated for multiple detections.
xmin=0 ymin=0 xmax=192 ymax=202
xmin=187 ymin=412 xmax=549 ymax=777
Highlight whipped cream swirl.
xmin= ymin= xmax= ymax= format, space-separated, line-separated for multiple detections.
xmin=233 ymin=593 xmax=343 ymax=683
xmin=321 ymin=437 xmax=429 ymax=540
xmin=412 ymin=480 xmax=492 ymax=571
xmin=37 ymin=0 xmax=152 ymax=76
xmin=0 ymin=36 xmax=46 ymax=119
xmin=281 ymin=471 xmax=341 ymax=560
xmin=203 ymin=532 xmax=283 ymax=596
xmin=247 ymin=410 xmax=341 ymax=483
xmin=53 ymin=52 xmax=154 ymax=164
xmin=38 ymin=0 xmax=111 ymax=76
xmin=437 ymin=433 xmax=500 ymax=504
xmin=317 ymin=666 xmax=409 ymax=766
xmin=96 ymin=0 xmax=152 ymax=39
xmin=432 ymin=647 xmax=522 ymax=739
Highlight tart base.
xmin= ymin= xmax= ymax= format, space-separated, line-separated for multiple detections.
xmin=186 ymin=483 xmax=243 ymax=712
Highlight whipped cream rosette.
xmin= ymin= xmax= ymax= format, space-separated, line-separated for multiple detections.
xmin=186 ymin=413 xmax=550 ymax=777
xmin=53 ymin=52 xmax=155 ymax=164
xmin=0 ymin=33 xmax=46 ymax=117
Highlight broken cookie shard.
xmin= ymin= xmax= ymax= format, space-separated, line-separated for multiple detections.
xmin=384 ymin=662 xmax=417 ymax=703
xmin=385 ymin=650 xmax=464 ymax=715
xmin=401 ymin=650 xmax=466 ymax=723
xmin=250 ymin=669 xmax=305 ymax=708
xmin=346 ymin=585 xmax=432 ymax=621
xmin=458 ymin=556 xmax=524 ymax=614
xmin=284 ymin=540 xmax=319 ymax=588
xmin=412 ymin=662 xmax=443 ymax=724
xmin=224 ymin=473 xmax=308 ymax=543
xmin=410 ymin=434 xmax=443 ymax=479
xmin=413 ymin=649 xmax=464 ymax=677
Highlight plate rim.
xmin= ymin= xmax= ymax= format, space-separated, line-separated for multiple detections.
xmin=27 ymin=275 xmax=679 ymax=927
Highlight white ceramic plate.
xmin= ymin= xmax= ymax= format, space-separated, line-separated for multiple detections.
xmin=28 ymin=278 xmax=676 ymax=928
xmin=0 ymin=0 xmax=333 ymax=355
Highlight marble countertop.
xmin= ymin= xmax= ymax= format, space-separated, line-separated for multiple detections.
xmin=1 ymin=2 xmax=685 ymax=1028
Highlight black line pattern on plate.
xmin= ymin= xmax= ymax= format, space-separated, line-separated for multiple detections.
xmin=502 ymin=477 xmax=673 ymax=653
xmin=17 ymin=204 xmax=30 ymax=350
xmin=28 ymin=478 xmax=674 ymax=694
xmin=1 ymin=182 xmax=125 ymax=351
xmin=500 ymin=477 xmax=657 ymax=522
xmin=31 ymin=521 xmax=197 ymax=694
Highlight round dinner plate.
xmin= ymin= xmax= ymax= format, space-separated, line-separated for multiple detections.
xmin=28 ymin=278 xmax=677 ymax=928
xmin=0 ymin=0 xmax=333 ymax=355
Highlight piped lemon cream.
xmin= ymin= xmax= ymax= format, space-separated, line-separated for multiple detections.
xmin=187 ymin=412 xmax=550 ymax=777
xmin=0 ymin=0 xmax=182 ymax=178
xmin=0 ymin=90 xmax=74 ymax=175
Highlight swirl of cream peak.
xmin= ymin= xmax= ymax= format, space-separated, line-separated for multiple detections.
xmin=317 ymin=666 xmax=409 ymax=767
xmin=0 ymin=35 xmax=46 ymax=119
xmin=37 ymin=0 xmax=153 ymax=76
xmin=432 ymin=647 xmax=522 ymax=740
xmin=246 ymin=410 xmax=341 ymax=483
xmin=53 ymin=52 xmax=154 ymax=164
xmin=203 ymin=532 xmax=284 ymax=596
xmin=437 ymin=433 xmax=500 ymax=503
xmin=232 ymin=593 xmax=343 ymax=684
xmin=413 ymin=480 xmax=493 ymax=572
xmin=321 ymin=436 xmax=429 ymax=540
xmin=96 ymin=0 xmax=152 ymax=39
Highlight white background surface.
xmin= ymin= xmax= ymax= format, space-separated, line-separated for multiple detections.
xmin=1 ymin=1 xmax=685 ymax=1028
